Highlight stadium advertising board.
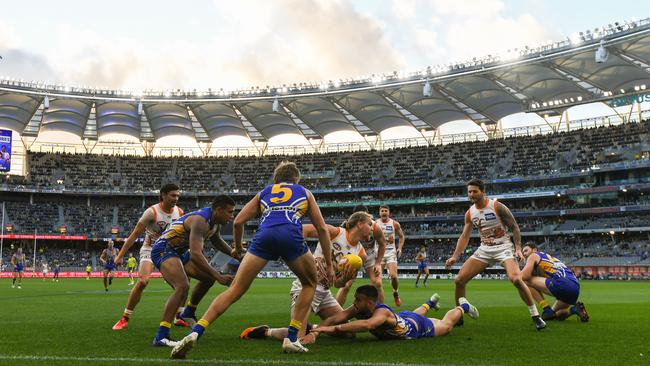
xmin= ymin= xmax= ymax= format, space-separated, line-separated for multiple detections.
xmin=0 ymin=129 xmax=11 ymax=172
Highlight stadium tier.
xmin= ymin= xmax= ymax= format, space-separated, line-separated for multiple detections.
xmin=1 ymin=118 xmax=649 ymax=278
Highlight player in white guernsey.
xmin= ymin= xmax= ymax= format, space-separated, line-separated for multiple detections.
xmin=334 ymin=205 xmax=387 ymax=306
xmin=239 ymin=211 xmax=372 ymax=345
xmin=112 ymin=184 xmax=183 ymax=330
xmin=445 ymin=179 xmax=546 ymax=330
xmin=377 ymin=205 xmax=405 ymax=306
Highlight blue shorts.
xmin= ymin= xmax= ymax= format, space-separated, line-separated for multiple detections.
xmin=248 ymin=225 xmax=308 ymax=262
xmin=151 ymin=241 xmax=191 ymax=269
xmin=104 ymin=263 xmax=116 ymax=271
xmin=398 ymin=311 xmax=435 ymax=339
xmin=14 ymin=264 xmax=24 ymax=272
xmin=546 ymin=276 xmax=580 ymax=305
xmin=417 ymin=261 xmax=428 ymax=270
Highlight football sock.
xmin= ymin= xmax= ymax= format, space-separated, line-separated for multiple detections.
xmin=528 ymin=305 xmax=539 ymax=317
xmin=156 ymin=321 xmax=171 ymax=340
xmin=181 ymin=302 xmax=197 ymax=318
xmin=12 ymin=278 xmax=16 ymax=285
xmin=192 ymin=319 xmax=210 ymax=336
xmin=569 ymin=305 xmax=577 ymax=314
xmin=123 ymin=309 xmax=133 ymax=320
xmin=460 ymin=303 xmax=470 ymax=313
xmin=287 ymin=319 xmax=302 ymax=342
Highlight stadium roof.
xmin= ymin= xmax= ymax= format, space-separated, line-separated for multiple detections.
xmin=1 ymin=18 xmax=650 ymax=143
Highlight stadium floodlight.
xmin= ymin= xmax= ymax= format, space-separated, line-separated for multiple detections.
xmin=577 ymin=96 xmax=583 ymax=101
xmin=422 ymin=80 xmax=432 ymax=97
xmin=272 ymin=97 xmax=280 ymax=113
xmin=44 ymin=95 xmax=49 ymax=109
xmin=595 ymin=39 xmax=609 ymax=63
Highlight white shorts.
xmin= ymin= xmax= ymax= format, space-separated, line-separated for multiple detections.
xmin=363 ymin=244 xmax=377 ymax=269
xmin=290 ymin=281 xmax=339 ymax=315
xmin=381 ymin=248 xmax=398 ymax=266
xmin=471 ymin=243 xmax=515 ymax=267
xmin=139 ymin=245 xmax=153 ymax=263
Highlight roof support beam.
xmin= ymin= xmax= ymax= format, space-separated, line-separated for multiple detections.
xmin=379 ymin=92 xmax=430 ymax=145
xmin=431 ymin=85 xmax=486 ymax=124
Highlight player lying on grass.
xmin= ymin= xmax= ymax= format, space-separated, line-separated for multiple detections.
xmin=311 ymin=285 xmax=478 ymax=341
xmin=239 ymin=212 xmax=372 ymax=344
xmin=521 ymin=242 xmax=589 ymax=322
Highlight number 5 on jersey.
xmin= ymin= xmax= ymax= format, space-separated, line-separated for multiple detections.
xmin=270 ymin=183 xmax=293 ymax=203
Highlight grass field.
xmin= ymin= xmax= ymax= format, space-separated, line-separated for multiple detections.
xmin=1 ymin=277 xmax=649 ymax=366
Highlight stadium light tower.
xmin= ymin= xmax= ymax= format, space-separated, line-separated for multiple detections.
xmin=423 ymin=80 xmax=432 ymax=97
xmin=595 ymin=39 xmax=609 ymax=63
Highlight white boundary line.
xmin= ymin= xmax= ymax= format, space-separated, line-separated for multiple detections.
xmin=0 ymin=354 xmax=468 ymax=366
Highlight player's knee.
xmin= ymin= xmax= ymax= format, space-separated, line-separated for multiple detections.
xmin=454 ymin=276 xmax=467 ymax=287
xmin=176 ymin=281 xmax=190 ymax=295
xmin=508 ymin=274 xmax=523 ymax=285
xmin=372 ymin=278 xmax=382 ymax=288
xmin=137 ymin=277 xmax=149 ymax=288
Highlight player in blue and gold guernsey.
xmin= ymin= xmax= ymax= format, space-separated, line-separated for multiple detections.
xmin=521 ymin=242 xmax=589 ymax=322
xmin=172 ymin=161 xmax=334 ymax=358
xmin=312 ymin=285 xmax=479 ymax=341
xmin=150 ymin=195 xmax=237 ymax=347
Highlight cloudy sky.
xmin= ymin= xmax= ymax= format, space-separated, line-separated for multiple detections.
xmin=0 ymin=0 xmax=647 ymax=142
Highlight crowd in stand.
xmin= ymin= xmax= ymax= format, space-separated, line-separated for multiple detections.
xmin=6 ymin=119 xmax=648 ymax=192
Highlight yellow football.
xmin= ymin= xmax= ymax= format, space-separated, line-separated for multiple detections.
xmin=337 ymin=253 xmax=363 ymax=272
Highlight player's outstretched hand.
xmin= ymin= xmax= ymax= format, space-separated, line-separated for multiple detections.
xmin=397 ymin=249 xmax=402 ymax=258
xmin=326 ymin=265 xmax=335 ymax=288
xmin=515 ymin=248 xmax=524 ymax=262
xmin=445 ymin=256 xmax=457 ymax=269
xmin=216 ymin=273 xmax=234 ymax=286
xmin=230 ymin=247 xmax=243 ymax=261
xmin=300 ymin=332 xmax=317 ymax=345
xmin=373 ymin=264 xmax=382 ymax=277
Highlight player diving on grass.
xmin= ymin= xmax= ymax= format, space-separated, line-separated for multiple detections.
xmin=334 ymin=204 xmax=387 ymax=305
xmin=99 ymin=240 xmax=118 ymax=292
xmin=11 ymin=247 xmax=25 ymax=289
xmin=446 ymin=179 xmax=546 ymax=331
xmin=171 ymin=161 xmax=334 ymax=358
xmin=150 ymin=195 xmax=237 ymax=347
xmin=239 ymin=211 xmax=372 ymax=345
xmin=113 ymin=183 xmax=186 ymax=330
xmin=521 ymin=242 xmax=589 ymax=322
xmin=311 ymin=285 xmax=478 ymax=341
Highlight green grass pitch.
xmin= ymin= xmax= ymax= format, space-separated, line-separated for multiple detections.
xmin=1 ymin=277 xmax=648 ymax=365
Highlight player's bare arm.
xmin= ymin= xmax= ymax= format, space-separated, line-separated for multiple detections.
xmin=446 ymin=212 xmax=472 ymax=268
xmin=521 ymin=253 xmax=540 ymax=282
xmin=316 ymin=308 xmax=390 ymax=335
xmin=116 ymin=218 xmax=148 ymax=265
xmin=186 ymin=216 xmax=214 ymax=276
xmin=233 ymin=193 xmax=261 ymax=256
xmin=373 ymin=223 xmax=387 ymax=274
xmin=306 ymin=189 xmax=335 ymax=286
xmin=496 ymin=202 xmax=523 ymax=260
xmin=394 ymin=220 xmax=405 ymax=258
xmin=209 ymin=228 xmax=238 ymax=259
